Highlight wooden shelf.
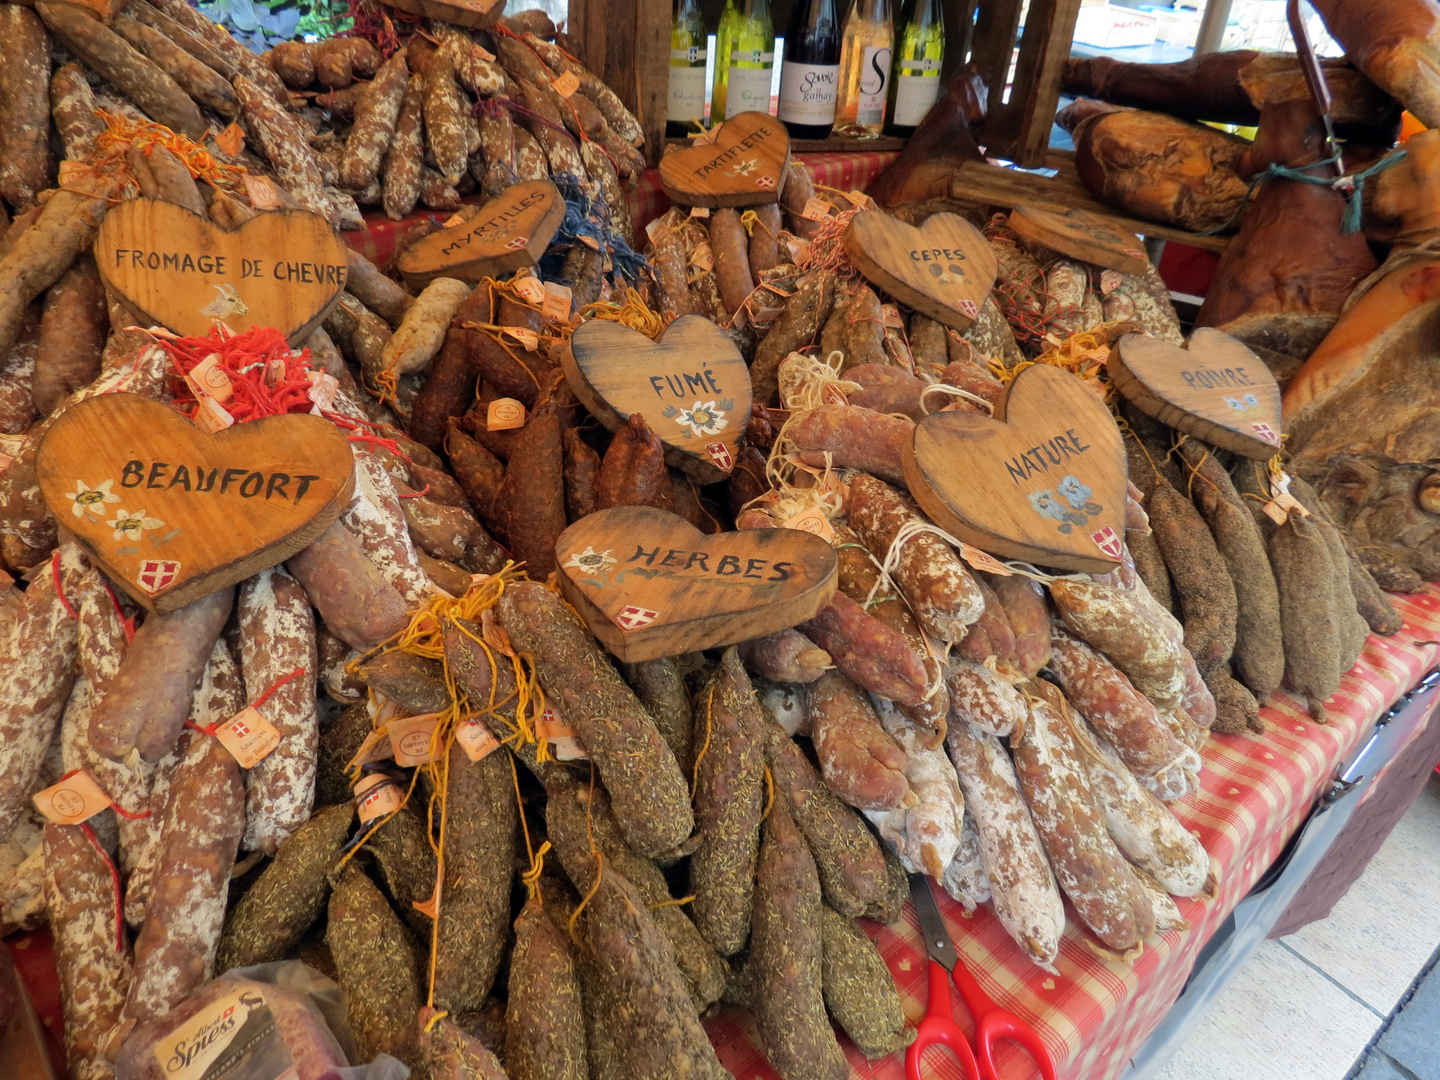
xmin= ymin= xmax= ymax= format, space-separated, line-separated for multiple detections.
xmin=664 ymin=134 xmax=906 ymax=154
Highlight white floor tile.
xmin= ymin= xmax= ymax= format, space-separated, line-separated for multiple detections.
xmin=1282 ymin=778 xmax=1440 ymax=1014
xmin=1152 ymin=939 xmax=1383 ymax=1080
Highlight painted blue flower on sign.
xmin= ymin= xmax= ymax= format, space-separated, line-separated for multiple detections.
xmin=1029 ymin=475 xmax=1103 ymax=535
xmin=1058 ymin=475 xmax=1092 ymax=510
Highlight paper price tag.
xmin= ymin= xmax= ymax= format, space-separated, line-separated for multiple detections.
xmin=513 ymin=276 xmax=546 ymax=305
xmin=550 ymin=737 xmax=589 ymax=761
xmin=443 ymin=210 xmax=469 ymax=228
xmin=1100 ymin=269 xmax=1124 ymax=295
xmin=880 ymin=304 xmax=903 ymax=329
xmin=58 ymin=160 xmax=88 ymax=186
xmin=488 ymin=397 xmax=527 ymax=431
xmin=1262 ymin=500 xmax=1289 ymax=526
xmin=480 ymin=607 xmax=515 ymax=656
xmin=802 ymin=196 xmax=833 ymax=222
xmin=552 ymin=71 xmax=581 ymax=98
xmin=215 ymin=122 xmax=246 ymax=158
xmin=959 ymin=543 xmax=1013 ymax=576
xmin=501 ymin=326 xmax=539 ymax=351
xmin=307 ymin=371 xmax=339 ymax=414
xmin=821 ymin=382 xmax=849 ymax=406
xmin=213 ymin=705 xmax=283 ymax=768
xmin=781 ymin=505 xmax=835 ymax=543
xmin=33 ymin=770 xmax=112 ymax=825
xmin=388 ymin=714 xmax=440 ymax=766
xmin=689 ymin=205 xmax=711 ymax=218
xmin=455 ymin=715 xmax=501 ymax=762
xmin=689 ymin=242 xmax=714 ymax=272
xmin=187 ymin=353 xmax=235 ymax=403
xmin=354 ymin=773 xmax=404 ymax=825
xmin=693 ymin=124 xmax=721 ymax=146
xmin=1273 ymin=491 xmax=1308 ymax=518
xmin=193 ymin=396 xmax=235 ymax=432
xmin=645 ymin=217 xmax=667 ymax=245
xmin=242 ymin=174 xmax=281 ymax=211
xmin=542 ymin=281 xmax=573 ymax=322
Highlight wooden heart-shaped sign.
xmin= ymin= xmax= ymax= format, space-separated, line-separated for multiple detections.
xmin=1007 ymin=206 xmax=1149 ymax=275
xmin=843 ymin=211 xmax=997 ymax=330
xmin=561 ymin=315 xmax=751 ymax=484
xmin=95 ymin=199 xmax=350 ymax=345
xmin=903 ymin=364 xmax=1127 ymax=573
xmin=36 ymin=394 xmax=355 ymax=612
xmin=396 ymin=180 xmax=564 ymax=288
xmin=1107 ymin=327 xmax=1282 ymax=459
xmin=555 ymin=507 xmax=837 ymax=661
xmin=658 ymin=112 xmax=791 ymax=208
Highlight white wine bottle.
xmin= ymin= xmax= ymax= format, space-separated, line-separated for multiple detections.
xmin=667 ymin=0 xmax=708 ymax=135
xmin=721 ymin=0 xmax=776 ymax=120
xmin=835 ymin=0 xmax=891 ymax=131
xmin=711 ymin=0 xmax=739 ymax=122
xmin=885 ymin=0 xmax=943 ymax=136
xmin=778 ymin=0 xmax=841 ymax=138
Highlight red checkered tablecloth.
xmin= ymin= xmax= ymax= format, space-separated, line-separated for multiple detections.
xmin=341 ymin=151 xmax=901 ymax=268
xmin=12 ymin=591 xmax=1440 ymax=1080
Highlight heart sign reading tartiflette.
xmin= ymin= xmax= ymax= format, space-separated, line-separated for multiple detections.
xmin=658 ymin=112 xmax=792 ymax=208
xmin=1007 ymin=205 xmax=1150 ymax=275
xmin=843 ymin=211 xmax=997 ymax=331
xmin=396 ymin=180 xmax=564 ymax=288
xmin=94 ymin=198 xmax=350 ymax=345
xmin=35 ymin=394 xmax=355 ymax=612
xmin=561 ymin=314 xmax=751 ymax=484
xmin=903 ymin=363 xmax=1127 ymax=573
xmin=1107 ymin=327 xmax=1283 ymax=459
xmin=555 ymin=507 xmax=837 ymax=662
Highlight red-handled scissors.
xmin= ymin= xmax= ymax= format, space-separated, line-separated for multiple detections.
xmin=906 ymin=874 xmax=1058 ymax=1080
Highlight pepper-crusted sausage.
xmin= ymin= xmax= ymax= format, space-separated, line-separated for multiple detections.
xmin=506 ymin=897 xmax=587 ymax=1080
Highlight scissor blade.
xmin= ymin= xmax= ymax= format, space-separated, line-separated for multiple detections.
xmin=909 ymin=874 xmax=958 ymax=972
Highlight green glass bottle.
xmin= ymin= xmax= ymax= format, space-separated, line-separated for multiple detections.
xmin=718 ymin=0 xmax=775 ymax=121
xmin=711 ymin=0 xmax=739 ymax=123
xmin=667 ymin=0 xmax=708 ymax=135
xmin=884 ymin=0 xmax=943 ymax=136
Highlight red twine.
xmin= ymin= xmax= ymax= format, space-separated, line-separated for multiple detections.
xmin=397 ymin=484 xmax=430 ymax=499
xmin=80 ymin=821 xmax=125 ymax=953
xmin=189 ymin=665 xmax=304 ymax=736
xmin=159 ymin=325 xmax=317 ymax=424
xmin=50 ymin=550 xmax=77 ymax=619
xmin=100 ymin=577 xmax=136 ymax=644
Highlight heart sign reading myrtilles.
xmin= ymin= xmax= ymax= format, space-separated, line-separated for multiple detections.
xmin=658 ymin=111 xmax=792 ymax=208
xmin=903 ymin=364 xmax=1127 ymax=573
xmin=395 ymin=180 xmax=564 ymax=288
xmin=35 ymin=394 xmax=355 ymax=612
xmin=555 ymin=507 xmax=837 ymax=662
xmin=561 ymin=315 xmax=752 ymax=484
xmin=843 ymin=211 xmax=997 ymax=331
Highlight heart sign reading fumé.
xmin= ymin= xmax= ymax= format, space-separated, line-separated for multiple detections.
xmin=1107 ymin=327 xmax=1283 ymax=459
xmin=36 ymin=394 xmax=355 ymax=612
xmin=555 ymin=507 xmax=837 ymax=662
xmin=903 ymin=364 xmax=1127 ymax=573
xmin=1007 ymin=206 xmax=1149 ymax=275
xmin=561 ymin=314 xmax=751 ymax=484
xmin=843 ymin=211 xmax=997 ymax=330
xmin=658 ymin=112 xmax=792 ymax=208
xmin=396 ymin=180 xmax=564 ymax=288
xmin=95 ymin=198 xmax=349 ymax=345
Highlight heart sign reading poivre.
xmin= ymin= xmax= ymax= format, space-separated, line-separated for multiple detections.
xmin=658 ymin=112 xmax=792 ymax=208
xmin=396 ymin=180 xmax=565 ymax=288
xmin=36 ymin=394 xmax=355 ymax=612
xmin=903 ymin=364 xmax=1127 ymax=573
xmin=1107 ymin=327 xmax=1283 ymax=459
xmin=95 ymin=199 xmax=349 ymax=345
xmin=556 ymin=507 xmax=837 ymax=662
xmin=843 ymin=211 xmax=997 ymax=331
xmin=561 ymin=315 xmax=751 ymax=484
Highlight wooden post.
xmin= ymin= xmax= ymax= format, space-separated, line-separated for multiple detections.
xmin=973 ymin=0 xmax=1083 ymax=168
xmin=569 ymin=0 xmax=671 ymax=166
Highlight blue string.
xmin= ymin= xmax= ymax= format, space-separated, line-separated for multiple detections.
xmin=1197 ymin=148 xmax=1407 ymax=237
xmin=539 ymin=171 xmax=650 ymax=286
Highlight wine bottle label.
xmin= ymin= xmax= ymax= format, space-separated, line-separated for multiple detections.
xmin=731 ymin=48 xmax=775 ymax=63
xmin=671 ymin=45 xmax=708 ymax=64
xmin=855 ymin=45 xmax=890 ymax=127
xmin=778 ymin=61 xmax=840 ymax=125
xmin=668 ymin=64 xmax=707 ymax=122
xmin=893 ymin=59 xmax=941 ymax=127
xmin=728 ymin=64 xmax=775 ymax=115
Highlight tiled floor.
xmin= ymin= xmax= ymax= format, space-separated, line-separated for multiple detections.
xmin=1154 ymin=776 xmax=1440 ymax=1080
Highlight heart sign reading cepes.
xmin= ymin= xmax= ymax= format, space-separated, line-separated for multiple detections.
xmin=561 ymin=314 xmax=752 ymax=484
xmin=555 ymin=507 xmax=837 ymax=662
xmin=903 ymin=363 xmax=1128 ymax=573
xmin=658 ymin=112 xmax=792 ymax=208
xmin=35 ymin=394 xmax=355 ymax=612
xmin=94 ymin=198 xmax=350 ymax=345
xmin=843 ymin=211 xmax=997 ymax=331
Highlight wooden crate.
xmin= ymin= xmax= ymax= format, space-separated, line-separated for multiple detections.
xmin=567 ymin=0 xmax=671 ymax=166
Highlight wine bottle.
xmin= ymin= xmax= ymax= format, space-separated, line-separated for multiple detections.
xmin=885 ymin=0 xmax=943 ymax=136
xmin=835 ymin=0 xmax=891 ymax=131
xmin=720 ymin=0 xmax=776 ymax=120
xmin=778 ymin=0 xmax=841 ymax=139
xmin=667 ymin=0 xmax=708 ymax=136
xmin=711 ymin=0 xmax=739 ymax=122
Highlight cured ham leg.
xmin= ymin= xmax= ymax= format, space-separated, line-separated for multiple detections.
xmin=866 ymin=66 xmax=985 ymax=207
xmin=1308 ymin=0 xmax=1440 ymax=130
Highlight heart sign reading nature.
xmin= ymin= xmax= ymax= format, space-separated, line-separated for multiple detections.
xmin=561 ymin=314 xmax=751 ymax=484
xmin=1007 ymin=205 xmax=1150 ymax=275
xmin=843 ymin=211 xmax=997 ymax=330
xmin=658 ymin=112 xmax=792 ymax=208
xmin=555 ymin=507 xmax=837 ymax=662
xmin=1107 ymin=327 xmax=1283 ymax=459
xmin=95 ymin=199 xmax=349 ymax=345
xmin=35 ymin=394 xmax=355 ymax=612
xmin=395 ymin=180 xmax=565 ymax=288
xmin=903 ymin=363 xmax=1127 ymax=573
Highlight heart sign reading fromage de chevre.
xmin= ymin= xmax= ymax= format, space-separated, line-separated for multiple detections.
xmin=555 ymin=507 xmax=837 ymax=662
xmin=1007 ymin=205 xmax=1150 ymax=275
xmin=396 ymin=180 xmax=565 ymax=288
xmin=36 ymin=394 xmax=355 ymax=612
xmin=1107 ymin=327 xmax=1283 ymax=459
xmin=843 ymin=211 xmax=997 ymax=331
xmin=561 ymin=314 xmax=751 ymax=484
xmin=903 ymin=363 xmax=1127 ymax=573
xmin=95 ymin=198 xmax=349 ymax=345
xmin=658 ymin=112 xmax=792 ymax=208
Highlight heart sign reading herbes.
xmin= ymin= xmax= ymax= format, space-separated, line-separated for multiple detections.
xmin=555 ymin=507 xmax=837 ymax=662
xmin=561 ymin=314 xmax=751 ymax=484
xmin=395 ymin=180 xmax=564 ymax=288
xmin=1107 ymin=327 xmax=1283 ymax=459
xmin=843 ymin=211 xmax=997 ymax=331
xmin=95 ymin=199 xmax=350 ymax=345
xmin=36 ymin=394 xmax=355 ymax=612
xmin=903 ymin=363 xmax=1127 ymax=573
xmin=1007 ymin=205 xmax=1150 ymax=275
xmin=658 ymin=111 xmax=792 ymax=208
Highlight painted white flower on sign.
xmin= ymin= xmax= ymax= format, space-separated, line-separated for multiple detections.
xmin=565 ymin=547 xmax=616 ymax=575
xmin=68 ymin=478 xmax=120 ymax=519
xmin=108 ymin=509 xmax=165 ymax=542
xmin=673 ymin=401 xmax=728 ymax=438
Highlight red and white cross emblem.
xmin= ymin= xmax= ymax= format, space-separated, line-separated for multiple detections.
xmin=1090 ymin=525 xmax=1123 ymax=560
xmin=705 ymin=442 xmax=733 ymax=470
xmin=230 ymin=718 xmax=251 ymax=738
xmin=136 ymin=559 xmax=181 ymax=593
xmin=1252 ymin=422 xmax=1279 ymax=444
xmin=957 ymin=298 xmax=978 ymax=318
xmin=505 ymin=235 xmax=529 ymax=251
xmin=615 ymin=605 xmax=659 ymax=631
xmin=756 ymin=175 xmax=776 ymax=189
